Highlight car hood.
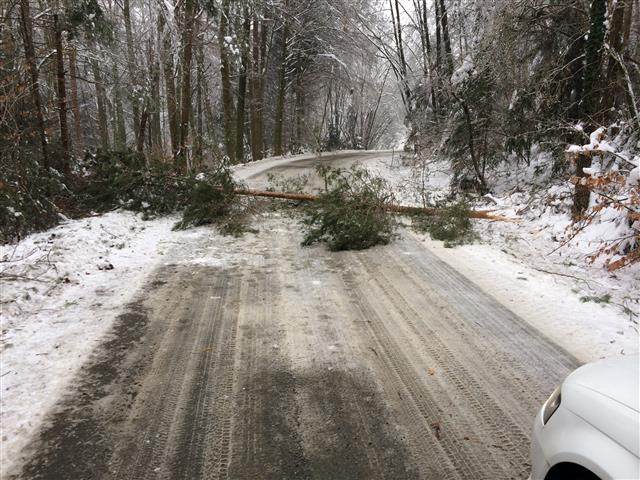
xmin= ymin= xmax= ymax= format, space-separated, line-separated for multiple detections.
xmin=562 ymin=354 xmax=639 ymax=458
xmin=565 ymin=354 xmax=639 ymax=413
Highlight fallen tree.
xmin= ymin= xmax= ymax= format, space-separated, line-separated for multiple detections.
xmin=234 ymin=188 xmax=515 ymax=221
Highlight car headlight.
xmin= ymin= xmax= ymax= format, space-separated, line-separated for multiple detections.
xmin=542 ymin=386 xmax=562 ymax=425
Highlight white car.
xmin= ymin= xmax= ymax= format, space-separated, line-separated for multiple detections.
xmin=529 ymin=354 xmax=640 ymax=480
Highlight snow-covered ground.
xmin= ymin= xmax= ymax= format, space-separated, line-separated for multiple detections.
xmin=473 ymin=155 xmax=638 ymax=325
xmin=0 ymin=212 xmax=213 ymax=477
xmin=0 ymin=208 xmax=246 ymax=477
xmin=416 ymin=235 xmax=638 ymax=362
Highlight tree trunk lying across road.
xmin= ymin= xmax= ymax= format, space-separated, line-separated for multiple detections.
xmin=234 ymin=189 xmax=516 ymax=221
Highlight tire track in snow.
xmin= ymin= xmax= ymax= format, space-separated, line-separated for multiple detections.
xmin=14 ymin=151 xmax=581 ymax=480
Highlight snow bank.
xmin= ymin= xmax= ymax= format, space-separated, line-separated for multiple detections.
xmin=0 ymin=212 xmax=179 ymax=477
xmin=416 ymin=235 xmax=638 ymax=362
xmin=359 ymin=153 xmax=450 ymax=206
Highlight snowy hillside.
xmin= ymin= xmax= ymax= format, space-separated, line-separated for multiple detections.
xmin=1 ymin=213 xmax=179 ymax=476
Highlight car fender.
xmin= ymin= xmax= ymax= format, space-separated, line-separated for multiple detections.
xmin=540 ymin=404 xmax=640 ymax=480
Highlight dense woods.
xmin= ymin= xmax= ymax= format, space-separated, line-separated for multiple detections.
xmin=2 ymin=0 xmax=398 ymax=167
xmin=1 ymin=0 xmax=639 ymax=252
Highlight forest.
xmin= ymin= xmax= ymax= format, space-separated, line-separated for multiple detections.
xmin=1 ymin=0 xmax=639 ymax=266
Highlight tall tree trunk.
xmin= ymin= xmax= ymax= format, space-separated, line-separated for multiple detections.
xmin=112 ymin=63 xmax=127 ymax=150
xmin=273 ymin=5 xmax=290 ymax=156
xmin=67 ymin=44 xmax=84 ymax=155
xmin=603 ymin=0 xmax=632 ymax=119
xmin=149 ymin=36 xmax=162 ymax=152
xmin=219 ymin=0 xmax=236 ymax=160
xmin=53 ymin=13 xmax=71 ymax=173
xmin=417 ymin=0 xmax=437 ymax=115
xmin=194 ymin=42 xmax=204 ymax=162
xmin=109 ymin=95 xmax=117 ymax=151
xmin=176 ymin=0 xmax=195 ymax=170
xmin=294 ymin=73 xmax=305 ymax=149
xmin=137 ymin=104 xmax=149 ymax=153
xmin=572 ymin=153 xmax=592 ymax=218
xmin=389 ymin=0 xmax=411 ymax=113
xmin=19 ymin=0 xmax=49 ymax=171
xmin=434 ymin=0 xmax=442 ymax=74
xmin=41 ymin=9 xmax=58 ymax=116
xmin=574 ymin=0 xmax=607 ymax=216
xmin=203 ymin=78 xmax=217 ymax=153
xmin=460 ymin=99 xmax=485 ymax=192
xmin=123 ymin=0 xmax=141 ymax=145
xmin=415 ymin=0 xmax=428 ymax=77
xmin=159 ymin=11 xmax=178 ymax=155
xmin=560 ymin=30 xmax=585 ymax=122
xmin=197 ymin=41 xmax=216 ymax=154
xmin=438 ymin=0 xmax=454 ymax=77
xmin=90 ymin=52 xmax=110 ymax=150
xmin=392 ymin=0 xmax=407 ymax=79
xmin=234 ymin=10 xmax=250 ymax=163
xmin=582 ymin=0 xmax=607 ymax=124
xmin=249 ymin=13 xmax=267 ymax=161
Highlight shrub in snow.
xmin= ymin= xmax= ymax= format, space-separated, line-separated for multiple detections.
xmin=174 ymin=166 xmax=242 ymax=231
xmin=266 ymin=172 xmax=310 ymax=194
xmin=79 ymin=150 xmax=186 ymax=216
xmin=301 ymin=165 xmax=396 ymax=251
xmin=0 ymin=152 xmax=72 ymax=243
xmin=79 ymin=150 xmax=246 ymax=234
xmin=2 ymin=149 xmax=250 ymax=244
xmin=413 ymin=199 xmax=476 ymax=248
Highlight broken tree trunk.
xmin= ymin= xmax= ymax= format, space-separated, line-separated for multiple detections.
xmin=234 ymin=189 xmax=515 ymax=221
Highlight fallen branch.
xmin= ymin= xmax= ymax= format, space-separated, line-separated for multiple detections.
xmin=386 ymin=204 xmax=515 ymax=221
xmin=0 ymin=273 xmax=51 ymax=283
xmin=530 ymin=266 xmax=600 ymax=289
xmin=234 ymin=189 xmax=516 ymax=221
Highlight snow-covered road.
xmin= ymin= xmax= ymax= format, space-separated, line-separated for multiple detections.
xmin=239 ymin=151 xmax=639 ymax=362
xmin=2 ymin=151 xmax=637 ymax=479
xmin=14 ymin=213 xmax=578 ymax=480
